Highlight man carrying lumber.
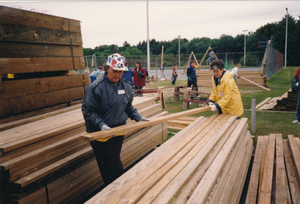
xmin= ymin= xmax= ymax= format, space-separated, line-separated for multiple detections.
xmin=187 ymin=60 xmax=199 ymax=94
xmin=231 ymin=63 xmax=241 ymax=82
xmin=82 ymin=53 xmax=149 ymax=185
xmin=208 ymin=60 xmax=244 ymax=117
xmin=292 ymin=67 xmax=300 ymax=124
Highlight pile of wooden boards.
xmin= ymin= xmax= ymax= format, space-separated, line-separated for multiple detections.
xmin=196 ymin=70 xmax=266 ymax=87
xmin=245 ymin=134 xmax=300 ymax=203
xmin=86 ymin=114 xmax=253 ymax=204
xmin=0 ymin=6 xmax=88 ymax=118
xmin=0 ymin=97 xmax=168 ymax=204
xmin=256 ymin=90 xmax=297 ymax=111
xmin=168 ymin=116 xmax=197 ymax=131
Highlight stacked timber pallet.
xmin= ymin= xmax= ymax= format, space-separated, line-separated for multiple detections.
xmin=86 ymin=114 xmax=253 ymax=204
xmin=0 ymin=6 xmax=88 ymax=118
xmin=256 ymin=90 xmax=297 ymax=111
xmin=245 ymin=134 xmax=300 ymax=203
xmin=196 ymin=70 xmax=266 ymax=87
xmin=0 ymin=97 xmax=168 ymax=204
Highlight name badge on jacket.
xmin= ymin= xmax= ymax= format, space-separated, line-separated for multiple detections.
xmin=118 ymin=89 xmax=125 ymax=95
xmin=218 ymin=92 xmax=224 ymax=96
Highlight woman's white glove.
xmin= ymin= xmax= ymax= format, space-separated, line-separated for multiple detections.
xmin=101 ymin=125 xmax=111 ymax=131
xmin=208 ymin=102 xmax=214 ymax=106
xmin=210 ymin=105 xmax=217 ymax=111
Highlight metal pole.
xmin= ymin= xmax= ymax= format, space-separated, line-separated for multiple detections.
xmin=178 ymin=35 xmax=181 ymax=68
xmin=243 ymin=30 xmax=248 ymax=67
xmin=146 ymin=1 xmax=150 ymax=73
xmin=284 ymin=8 xmax=288 ymax=70
xmin=251 ymin=99 xmax=256 ymax=135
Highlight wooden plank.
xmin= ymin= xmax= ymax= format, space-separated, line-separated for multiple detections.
xmin=255 ymin=97 xmax=271 ymax=109
xmin=259 ymin=134 xmax=275 ymax=204
xmin=0 ymin=57 xmax=84 ymax=74
xmin=275 ymin=134 xmax=288 ymax=203
xmin=0 ymin=86 xmax=85 ymax=118
xmin=134 ymin=115 xmax=236 ymax=204
xmin=82 ymin=106 xmax=211 ymax=142
xmin=0 ymin=75 xmax=87 ymax=100
xmin=187 ymin=118 xmax=247 ymax=204
xmin=288 ymin=135 xmax=300 ymax=188
xmin=240 ymin=76 xmax=270 ymax=91
xmin=85 ymin=116 xmax=209 ymax=204
xmin=245 ymin=136 xmax=268 ymax=204
xmin=283 ymin=139 xmax=300 ymax=203
xmin=0 ymin=42 xmax=83 ymax=58
xmin=0 ymin=6 xmax=81 ymax=32
xmin=0 ymin=23 xmax=82 ymax=45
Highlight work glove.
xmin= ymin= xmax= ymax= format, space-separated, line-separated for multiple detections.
xmin=208 ymin=102 xmax=214 ymax=106
xmin=188 ymin=76 xmax=193 ymax=81
xmin=292 ymin=81 xmax=298 ymax=93
xmin=210 ymin=105 xmax=217 ymax=112
xmin=237 ymin=75 xmax=240 ymax=78
xmin=101 ymin=125 xmax=111 ymax=131
xmin=139 ymin=116 xmax=150 ymax=122
xmin=137 ymin=71 xmax=144 ymax=77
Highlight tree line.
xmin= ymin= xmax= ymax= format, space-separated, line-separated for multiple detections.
xmin=84 ymin=14 xmax=300 ymax=66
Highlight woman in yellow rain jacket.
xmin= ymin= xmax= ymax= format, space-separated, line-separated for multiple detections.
xmin=208 ymin=60 xmax=243 ymax=117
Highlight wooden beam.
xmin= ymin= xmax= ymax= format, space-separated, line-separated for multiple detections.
xmin=255 ymin=97 xmax=271 ymax=110
xmin=288 ymin=135 xmax=300 ymax=188
xmin=259 ymin=134 xmax=275 ymax=204
xmin=81 ymin=106 xmax=211 ymax=142
xmin=240 ymin=76 xmax=270 ymax=91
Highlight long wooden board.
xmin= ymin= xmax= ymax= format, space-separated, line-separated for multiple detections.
xmin=0 ymin=86 xmax=85 ymax=118
xmin=0 ymin=23 xmax=82 ymax=45
xmin=0 ymin=57 xmax=84 ymax=74
xmin=0 ymin=6 xmax=81 ymax=32
xmin=0 ymin=42 xmax=83 ymax=58
xmin=240 ymin=76 xmax=270 ymax=91
xmin=82 ymin=106 xmax=211 ymax=141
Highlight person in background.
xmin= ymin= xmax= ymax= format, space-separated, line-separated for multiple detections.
xmin=292 ymin=67 xmax=300 ymax=124
xmin=122 ymin=62 xmax=134 ymax=87
xmin=187 ymin=60 xmax=199 ymax=93
xmin=231 ymin=63 xmax=241 ymax=82
xmin=90 ymin=66 xmax=105 ymax=83
xmin=172 ymin=64 xmax=178 ymax=85
xmin=82 ymin=53 xmax=149 ymax=186
xmin=208 ymin=51 xmax=215 ymax=64
xmin=133 ymin=60 xmax=146 ymax=96
xmin=84 ymin=67 xmax=90 ymax=74
xmin=208 ymin=60 xmax=243 ymax=117
xmin=160 ymin=63 xmax=166 ymax=79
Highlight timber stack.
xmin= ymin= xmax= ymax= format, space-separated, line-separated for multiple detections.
xmin=274 ymin=91 xmax=298 ymax=111
xmin=245 ymin=134 xmax=300 ymax=204
xmin=196 ymin=70 xmax=266 ymax=87
xmin=86 ymin=114 xmax=253 ymax=204
xmin=0 ymin=6 xmax=88 ymax=118
xmin=0 ymin=97 xmax=168 ymax=203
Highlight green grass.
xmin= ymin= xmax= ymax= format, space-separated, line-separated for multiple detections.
xmin=161 ymin=66 xmax=299 ymax=139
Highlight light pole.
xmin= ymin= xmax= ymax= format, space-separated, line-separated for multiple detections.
xmin=284 ymin=8 xmax=288 ymax=70
xmin=178 ymin=35 xmax=181 ymax=68
xmin=243 ymin=30 xmax=248 ymax=67
xmin=146 ymin=1 xmax=150 ymax=73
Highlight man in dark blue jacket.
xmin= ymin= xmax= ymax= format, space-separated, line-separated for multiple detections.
xmin=122 ymin=62 xmax=134 ymax=87
xmin=292 ymin=67 xmax=300 ymax=124
xmin=82 ymin=53 xmax=149 ymax=185
xmin=187 ymin=60 xmax=199 ymax=92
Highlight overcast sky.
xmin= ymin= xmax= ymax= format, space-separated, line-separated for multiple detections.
xmin=1 ymin=1 xmax=299 ymax=48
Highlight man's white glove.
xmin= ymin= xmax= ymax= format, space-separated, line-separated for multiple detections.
xmin=101 ymin=125 xmax=111 ymax=131
xmin=139 ymin=116 xmax=150 ymax=122
xmin=210 ymin=105 xmax=217 ymax=112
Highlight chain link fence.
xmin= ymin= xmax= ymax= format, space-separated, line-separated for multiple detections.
xmin=264 ymin=44 xmax=283 ymax=79
xmin=82 ymin=51 xmax=265 ymax=73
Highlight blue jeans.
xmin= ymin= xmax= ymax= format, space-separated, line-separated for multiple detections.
xmin=90 ymin=76 xmax=96 ymax=83
xmin=172 ymin=75 xmax=177 ymax=84
xmin=296 ymin=89 xmax=300 ymax=121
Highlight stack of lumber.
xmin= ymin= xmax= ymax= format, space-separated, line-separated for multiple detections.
xmin=245 ymin=134 xmax=300 ymax=203
xmin=168 ymin=116 xmax=197 ymax=130
xmin=196 ymin=70 xmax=266 ymax=87
xmin=256 ymin=90 xmax=297 ymax=111
xmin=0 ymin=97 xmax=168 ymax=204
xmin=86 ymin=114 xmax=253 ymax=204
xmin=0 ymin=6 xmax=87 ymax=118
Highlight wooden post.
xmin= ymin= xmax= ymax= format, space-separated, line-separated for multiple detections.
xmin=174 ymin=86 xmax=180 ymax=102
xmin=251 ymin=99 xmax=256 ymax=135
xmin=182 ymin=89 xmax=191 ymax=109
xmin=161 ymin=45 xmax=164 ymax=79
